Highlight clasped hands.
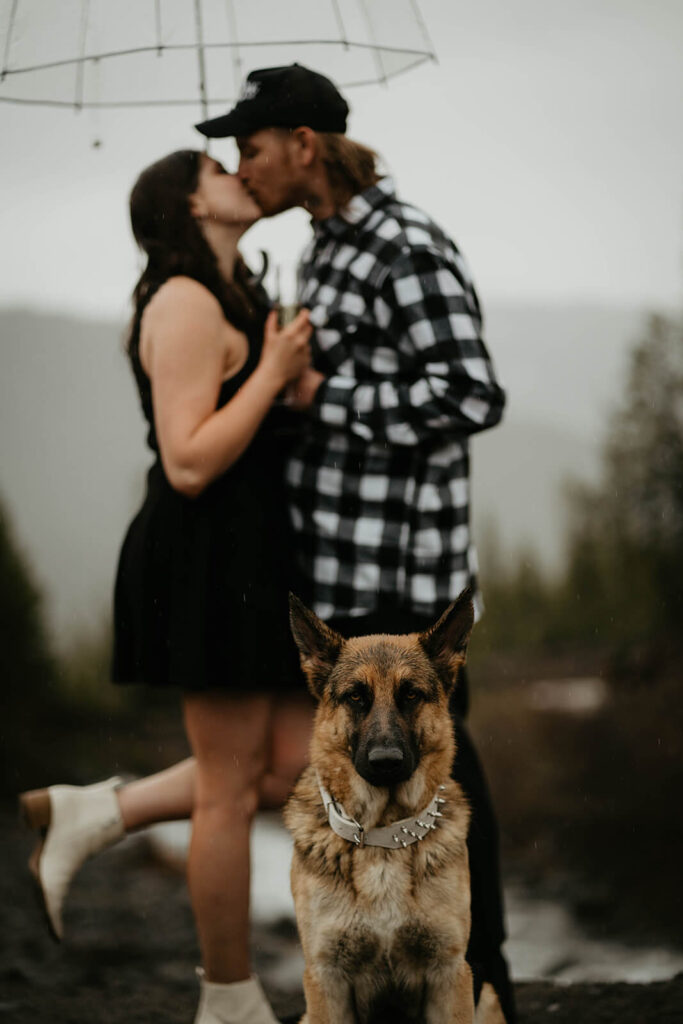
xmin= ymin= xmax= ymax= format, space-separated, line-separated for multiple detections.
xmin=284 ymin=365 xmax=325 ymax=411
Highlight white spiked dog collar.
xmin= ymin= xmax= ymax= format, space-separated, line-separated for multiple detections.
xmin=318 ymin=778 xmax=447 ymax=849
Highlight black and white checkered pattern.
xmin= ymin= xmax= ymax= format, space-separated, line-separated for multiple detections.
xmin=286 ymin=177 xmax=505 ymax=620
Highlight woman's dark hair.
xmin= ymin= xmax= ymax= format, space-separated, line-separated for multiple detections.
xmin=127 ymin=149 xmax=263 ymax=355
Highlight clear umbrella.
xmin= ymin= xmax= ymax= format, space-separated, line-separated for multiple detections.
xmin=0 ymin=0 xmax=436 ymax=119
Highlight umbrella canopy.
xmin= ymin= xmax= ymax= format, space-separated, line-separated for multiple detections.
xmin=0 ymin=0 xmax=436 ymax=118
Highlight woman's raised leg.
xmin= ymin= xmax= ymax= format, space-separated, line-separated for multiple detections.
xmin=19 ymin=692 xmax=312 ymax=949
xmin=116 ymin=756 xmax=196 ymax=830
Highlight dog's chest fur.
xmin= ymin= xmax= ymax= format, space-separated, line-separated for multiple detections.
xmin=310 ymin=850 xmax=461 ymax=972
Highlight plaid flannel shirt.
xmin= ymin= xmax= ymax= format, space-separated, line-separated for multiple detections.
xmin=286 ymin=177 xmax=505 ymax=621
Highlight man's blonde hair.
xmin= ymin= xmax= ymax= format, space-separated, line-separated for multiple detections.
xmin=317 ymin=133 xmax=381 ymax=205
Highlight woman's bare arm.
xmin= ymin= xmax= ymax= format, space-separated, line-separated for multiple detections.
xmin=142 ymin=277 xmax=310 ymax=498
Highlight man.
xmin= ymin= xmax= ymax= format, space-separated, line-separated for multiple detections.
xmin=197 ymin=64 xmax=515 ymax=1022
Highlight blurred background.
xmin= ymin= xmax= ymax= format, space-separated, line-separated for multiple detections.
xmin=1 ymin=0 xmax=682 ymax=998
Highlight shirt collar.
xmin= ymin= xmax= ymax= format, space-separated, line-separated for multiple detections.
xmin=312 ymin=176 xmax=396 ymax=240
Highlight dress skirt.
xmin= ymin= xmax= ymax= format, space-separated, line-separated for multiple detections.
xmin=112 ymin=452 xmax=303 ymax=694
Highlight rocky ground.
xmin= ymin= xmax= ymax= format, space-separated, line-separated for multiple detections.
xmin=1 ymin=804 xmax=682 ymax=1024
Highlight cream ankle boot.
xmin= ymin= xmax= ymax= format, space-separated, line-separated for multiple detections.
xmin=19 ymin=776 xmax=124 ymax=941
xmin=194 ymin=970 xmax=280 ymax=1024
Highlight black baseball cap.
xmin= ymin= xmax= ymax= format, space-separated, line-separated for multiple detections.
xmin=195 ymin=63 xmax=349 ymax=139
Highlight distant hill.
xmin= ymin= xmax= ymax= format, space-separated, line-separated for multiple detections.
xmin=0 ymin=308 xmax=148 ymax=644
xmin=0 ymin=303 xmax=647 ymax=644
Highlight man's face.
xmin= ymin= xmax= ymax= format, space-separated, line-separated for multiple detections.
xmin=237 ymin=129 xmax=304 ymax=217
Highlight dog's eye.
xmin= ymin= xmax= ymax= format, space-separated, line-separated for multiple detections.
xmin=345 ymin=685 xmax=370 ymax=708
xmin=399 ymin=684 xmax=424 ymax=707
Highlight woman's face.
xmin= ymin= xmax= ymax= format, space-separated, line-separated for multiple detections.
xmin=190 ymin=154 xmax=262 ymax=227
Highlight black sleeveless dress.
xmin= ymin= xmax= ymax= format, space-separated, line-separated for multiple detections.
xmin=112 ymin=296 xmax=304 ymax=693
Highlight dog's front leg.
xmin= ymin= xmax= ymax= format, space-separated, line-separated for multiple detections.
xmin=299 ymin=964 xmax=356 ymax=1024
xmin=425 ymin=959 xmax=474 ymax=1024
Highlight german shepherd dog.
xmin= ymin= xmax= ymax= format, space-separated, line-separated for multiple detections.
xmin=285 ymin=589 xmax=506 ymax=1024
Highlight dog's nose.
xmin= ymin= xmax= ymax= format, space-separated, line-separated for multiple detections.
xmin=358 ymin=742 xmax=413 ymax=785
xmin=368 ymin=746 xmax=404 ymax=768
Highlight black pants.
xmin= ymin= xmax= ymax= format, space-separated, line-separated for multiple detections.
xmin=327 ymin=607 xmax=517 ymax=1024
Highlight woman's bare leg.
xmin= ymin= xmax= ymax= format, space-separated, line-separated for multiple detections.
xmin=183 ymin=692 xmax=271 ymax=983
xmin=116 ymin=757 xmax=196 ymax=831
xmin=260 ymin=695 xmax=315 ymax=808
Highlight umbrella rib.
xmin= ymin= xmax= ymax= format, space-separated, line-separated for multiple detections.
xmin=358 ymin=0 xmax=387 ymax=86
xmin=193 ymin=0 xmax=209 ymax=120
xmin=0 ymin=94 xmax=220 ymax=108
xmin=74 ymin=0 xmax=90 ymax=110
xmin=1 ymin=0 xmax=19 ymax=81
xmin=225 ymin=0 xmax=243 ymax=98
xmin=154 ymin=0 xmax=163 ymax=56
xmin=409 ymin=0 xmax=438 ymax=63
xmin=330 ymin=0 xmax=349 ymax=50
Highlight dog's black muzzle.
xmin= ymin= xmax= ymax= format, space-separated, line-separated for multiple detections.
xmin=355 ymin=736 xmax=416 ymax=787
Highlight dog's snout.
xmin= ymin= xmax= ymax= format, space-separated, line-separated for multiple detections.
xmin=358 ymin=740 xmax=413 ymax=785
xmin=368 ymin=745 xmax=404 ymax=767
xmin=351 ymin=699 xmax=418 ymax=787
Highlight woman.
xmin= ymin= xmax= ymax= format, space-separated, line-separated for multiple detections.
xmin=20 ymin=149 xmax=314 ymax=1024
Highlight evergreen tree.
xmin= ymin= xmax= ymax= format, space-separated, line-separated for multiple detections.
xmin=0 ymin=499 xmax=60 ymax=791
xmin=0 ymin=501 xmax=56 ymax=699
xmin=564 ymin=312 xmax=683 ymax=658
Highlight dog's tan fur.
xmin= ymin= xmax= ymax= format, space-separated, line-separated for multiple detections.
xmin=285 ymin=590 xmax=505 ymax=1024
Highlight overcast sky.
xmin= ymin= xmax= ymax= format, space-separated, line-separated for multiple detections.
xmin=1 ymin=0 xmax=681 ymax=319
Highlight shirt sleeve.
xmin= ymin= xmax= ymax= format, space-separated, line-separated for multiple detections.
xmin=309 ymin=247 xmax=506 ymax=445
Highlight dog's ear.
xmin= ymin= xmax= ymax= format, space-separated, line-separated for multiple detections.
xmin=418 ymin=587 xmax=474 ymax=694
xmin=289 ymin=593 xmax=344 ymax=699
